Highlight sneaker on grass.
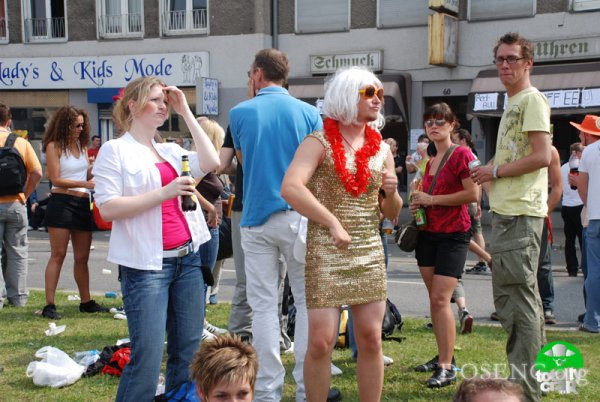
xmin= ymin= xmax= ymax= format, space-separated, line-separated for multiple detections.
xmin=204 ymin=321 xmax=228 ymax=335
xmin=79 ymin=300 xmax=109 ymax=313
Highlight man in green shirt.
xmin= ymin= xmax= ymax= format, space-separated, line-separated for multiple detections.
xmin=471 ymin=32 xmax=552 ymax=402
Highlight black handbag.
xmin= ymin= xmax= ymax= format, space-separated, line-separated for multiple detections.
xmin=395 ymin=219 xmax=418 ymax=252
xmin=216 ymin=215 xmax=233 ymax=261
xmin=395 ymin=145 xmax=457 ymax=252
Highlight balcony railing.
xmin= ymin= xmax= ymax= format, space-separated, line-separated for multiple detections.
xmin=24 ymin=17 xmax=66 ymax=42
xmin=0 ymin=17 xmax=6 ymax=39
xmin=162 ymin=8 xmax=207 ymax=35
xmin=98 ymin=13 xmax=143 ymax=38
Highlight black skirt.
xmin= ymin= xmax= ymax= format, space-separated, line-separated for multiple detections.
xmin=45 ymin=193 xmax=94 ymax=231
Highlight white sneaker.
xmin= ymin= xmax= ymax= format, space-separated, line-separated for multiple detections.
xmin=205 ymin=321 xmax=228 ymax=335
xmin=202 ymin=328 xmax=217 ymax=341
xmin=283 ymin=341 xmax=294 ymax=354
xmin=383 ymin=355 xmax=394 ymax=366
xmin=331 ymin=363 xmax=343 ymax=376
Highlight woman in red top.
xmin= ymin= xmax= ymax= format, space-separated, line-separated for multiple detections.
xmin=409 ymin=103 xmax=478 ymax=388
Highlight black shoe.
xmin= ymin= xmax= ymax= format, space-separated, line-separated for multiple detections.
xmin=414 ymin=355 xmax=455 ymax=373
xmin=41 ymin=304 xmax=61 ymax=319
xmin=426 ymin=367 xmax=456 ymax=388
xmin=578 ymin=313 xmax=585 ymax=324
xmin=568 ymin=271 xmax=578 ymax=277
xmin=490 ymin=311 xmax=499 ymax=321
xmin=466 ymin=262 xmax=488 ymax=274
xmin=80 ymin=300 xmax=109 ymax=313
xmin=327 ymin=387 xmax=342 ymax=402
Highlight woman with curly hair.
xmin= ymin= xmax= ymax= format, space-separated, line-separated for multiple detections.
xmin=41 ymin=106 xmax=108 ymax=319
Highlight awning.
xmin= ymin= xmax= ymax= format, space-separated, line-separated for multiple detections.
xmin=468 ymin=61 xmax=600 ymax=117
xmin=288 ymin=73 xmax=411 ymax=127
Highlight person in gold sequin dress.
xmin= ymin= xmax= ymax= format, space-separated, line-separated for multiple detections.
xmin=282 ymin=67 xmax=402 ymax=402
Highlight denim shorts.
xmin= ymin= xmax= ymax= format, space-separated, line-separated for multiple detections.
xmin=415 ymin=231 xmax=471 ymax=278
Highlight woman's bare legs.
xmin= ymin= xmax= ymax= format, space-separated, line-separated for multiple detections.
xmin=44 ymin=227 xmax=71 ymax=305
xmin=419 ymin=266 xmax=458 ymax=369
xmin=352 ymin=300 xmax=386 ymax=402
xmin=304 ymin=307 xmax=338 ymax=402
xmin=70 ymin=229 xmax=93 ymax=302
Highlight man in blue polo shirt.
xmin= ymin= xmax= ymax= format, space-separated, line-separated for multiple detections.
xmin=230 ymin=48 xmax=323 ymax=402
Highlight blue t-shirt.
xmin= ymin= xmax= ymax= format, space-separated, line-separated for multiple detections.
xmin=230 ymin=86 xmax=322 ymax=226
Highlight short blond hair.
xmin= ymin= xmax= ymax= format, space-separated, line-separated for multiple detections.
xmin=190 ymin=334 xmax=258 ymax=397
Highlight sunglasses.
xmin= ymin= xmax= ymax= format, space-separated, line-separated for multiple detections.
xmin=358 ymin=85 xmax=384 ymax=101
xmin=424 ymin=119 xmax=447 ymax=128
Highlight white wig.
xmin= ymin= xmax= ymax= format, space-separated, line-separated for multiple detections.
xmin=322 ymin=67 xmax=385 ymax=130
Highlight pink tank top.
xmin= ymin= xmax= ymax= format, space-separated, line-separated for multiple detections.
xmin=155 ymin=162 xmax=192 ymax=250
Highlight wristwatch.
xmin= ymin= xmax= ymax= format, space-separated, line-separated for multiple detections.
xmin=492 ymin=165 xmax=499 ymax=179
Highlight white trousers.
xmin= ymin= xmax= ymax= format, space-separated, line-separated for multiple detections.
xmin=241 ymin=211 xmax=308 ymax=402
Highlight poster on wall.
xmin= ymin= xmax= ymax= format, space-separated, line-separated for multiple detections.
xmin=196 ymin=78 xmax=219 ymax=116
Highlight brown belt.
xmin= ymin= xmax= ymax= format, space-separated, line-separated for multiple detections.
xmin=51 ymin=188 xmax=89 ymax=198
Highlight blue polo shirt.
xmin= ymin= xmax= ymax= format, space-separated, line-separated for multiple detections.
xmin=230 ymin=86 xmax=322 ymax=227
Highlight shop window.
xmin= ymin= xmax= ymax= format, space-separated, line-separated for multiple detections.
xmin=572 ymin=0 xmax=600 ymax=11
xmin=467 ymin=0 xmax=535 ymax=21
xmin=377 ymin=0 xmax=429 ymax=28
xmin=295 ymin=0 xmax=349 ymax=34
xmin=158 ymin=113 xmax=181 ymax=135
xmin=161 ymin=0 xmax=208 ymax=36
xmin=0 ymin=0 xmax=7 ymax=43
xmin=97 ymin=0 xmax=143 ymax=38
xmin=22 ymin=0 xmax=67 ymax=43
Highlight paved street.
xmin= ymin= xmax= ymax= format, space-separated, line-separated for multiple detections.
xmin=24 ymin=210 xmax=585 ymax=330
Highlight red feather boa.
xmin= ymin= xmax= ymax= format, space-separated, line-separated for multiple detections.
xmin=323 ymin=118 xmax=381 ymax=197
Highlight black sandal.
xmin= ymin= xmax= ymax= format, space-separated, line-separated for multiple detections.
xmin=426 ymin=367 xmax=456 ymax=388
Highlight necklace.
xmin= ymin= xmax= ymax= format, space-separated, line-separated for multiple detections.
xmin=341 ymin=135 xmax=358 ymax=152
xmin=323 ymin=118 xmax=381 ymax=197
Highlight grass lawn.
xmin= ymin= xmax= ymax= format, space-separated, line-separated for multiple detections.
xmin=1 ymin=290 xmax=599 ymax=401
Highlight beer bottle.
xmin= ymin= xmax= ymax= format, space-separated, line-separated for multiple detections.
xmin=181 ymin=155 xmax=197 ymax=211
xmin=414 ymin=179 xmax=427 ymax=227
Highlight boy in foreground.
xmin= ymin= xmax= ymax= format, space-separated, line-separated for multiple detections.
xmin=191 ymin=334 xmax=258 ymax=402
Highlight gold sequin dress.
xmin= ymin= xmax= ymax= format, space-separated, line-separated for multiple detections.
xmin=305 ymin=130 xmax=390 ymax=309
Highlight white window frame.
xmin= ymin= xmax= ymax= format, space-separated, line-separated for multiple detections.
xmin=160 ymin=0 xmax=209 ymax=37
xmin=295 ymin=0 xmax=350 ymax=34
xmin=21 ymin=0 xmax=67 ymax=43
xmin=96 ymin=0 xmax=144 ymax=39
xmin=0 ymin=0 xmax=8 ymax=43
xmin=571 ymin=0 xmax=600 ymax=12
xmin=467 ymin=0 xmax=535 ymax=22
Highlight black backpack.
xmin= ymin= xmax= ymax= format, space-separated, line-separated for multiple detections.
xmin=0 ymin=134 xmax=27 ymax=196
xmin=382 ymin=298 xmax=404 ymax=342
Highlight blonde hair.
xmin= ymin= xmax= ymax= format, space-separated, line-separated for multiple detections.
xmin=190 ymin=334 xmax=258 ymax=397
xmin=197 ymin=117 xmax=225 ymax=153
xmin=113 ymin=76 xmax=167 ymax=132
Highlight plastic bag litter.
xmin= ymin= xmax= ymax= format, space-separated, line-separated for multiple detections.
xmin=26 ymin=346 xmax=85 ymax=388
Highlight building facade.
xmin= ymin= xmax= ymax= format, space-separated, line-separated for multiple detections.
xmin=1 ymin=0 xmax=599 ymax=190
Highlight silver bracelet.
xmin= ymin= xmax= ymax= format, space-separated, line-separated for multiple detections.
xmin=492 ymin=165 xmax=499 ymax=179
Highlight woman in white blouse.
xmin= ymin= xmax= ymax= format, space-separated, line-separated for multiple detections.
xmin=93 ymin=76 xmax=219 ymax=402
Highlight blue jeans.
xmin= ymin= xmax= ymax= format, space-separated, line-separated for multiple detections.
xmin=199 ymin=226 xmax=219 ymax=298
xmin=115 ymin=250 xmax=205 ymax=402
xmin=583 ymin=220 xmax=600 ymax=331
xmin=199 ymin=226 xmax=219 ymax=272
